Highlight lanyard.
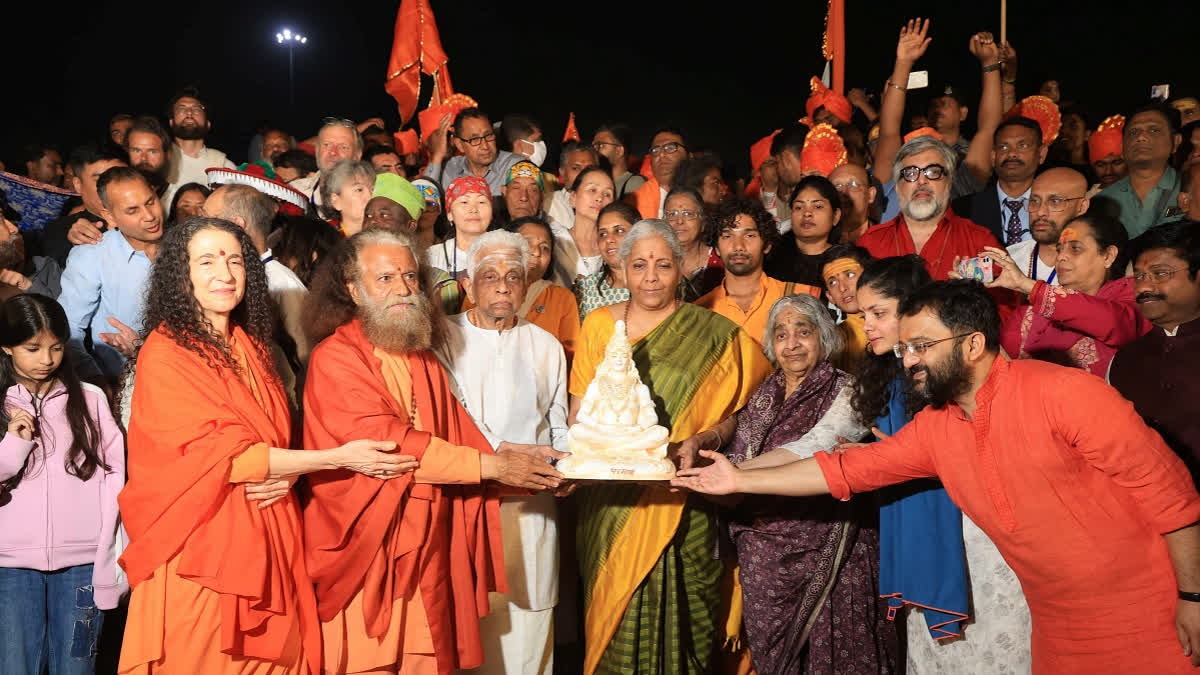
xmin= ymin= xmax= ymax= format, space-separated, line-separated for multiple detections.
xmin=1028 ymin=244 xmax=1056 ymax=285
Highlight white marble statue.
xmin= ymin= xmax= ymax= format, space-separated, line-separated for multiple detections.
xmin=558 ymin=320 xmax=675 ymax=479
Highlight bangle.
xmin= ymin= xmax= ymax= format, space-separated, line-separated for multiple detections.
xmin=884 ymin=79 xmax=906 ymax=92
xmin=709 ymin=427 xmax=724 ymax=449
xmin=1002 ymin=77 xmax=1016 ymax=84
xmin=1180 ymin=591 xmax=1200 ymax=603
xmin=982 ymin=62 xmax=1002 ymax=73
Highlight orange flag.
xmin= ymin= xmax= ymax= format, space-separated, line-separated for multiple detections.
xmin=822 ymin=0 xmax=845 ymax=94
xmin=385 ymin=0 xmax=454 ymax=124
xmin=562 ymin=112 xmax=581 ymax=143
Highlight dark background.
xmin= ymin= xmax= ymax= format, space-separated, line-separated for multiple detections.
xmin=3 ymin=0 xmax=1195 ymax=178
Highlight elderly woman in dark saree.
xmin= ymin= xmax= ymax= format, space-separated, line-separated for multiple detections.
xmin=683 ymin=294 xmax=898 ymax=673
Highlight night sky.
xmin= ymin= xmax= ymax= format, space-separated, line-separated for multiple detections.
xmin=4 ymin=0 xmax=1196 ymax=178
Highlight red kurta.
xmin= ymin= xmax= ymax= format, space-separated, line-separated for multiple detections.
xmin=857 ymin=208 xmax=1000 ymax=281
xmin=302 ymin=319 xmax=505 ymax=675
xmin=815 ymin=357 xmax=1200 ymax=673
xmin=1001 ymin=277 xmax=1152 ymax=377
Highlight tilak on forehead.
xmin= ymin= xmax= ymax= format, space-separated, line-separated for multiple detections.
xmin=1059 ymin=227 xmax=1081 ymax=244
xmin=823 ymin=257 xmax=863 ymax=280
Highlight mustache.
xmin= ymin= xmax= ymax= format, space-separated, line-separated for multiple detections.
xmin=1136 ymin=292 xmax=1166 ymax=303
xmin=1002 ymin=159 xmax=1025 ymax=166
xmin=908 ymin=364 xmax=926 ymax=376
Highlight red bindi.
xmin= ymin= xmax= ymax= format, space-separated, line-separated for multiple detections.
xmin=218 ymin=249 xmax=226 ymax=256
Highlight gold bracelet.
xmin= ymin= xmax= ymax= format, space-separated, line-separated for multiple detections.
xmin=884 ymin=78 xmax=906 ymax=92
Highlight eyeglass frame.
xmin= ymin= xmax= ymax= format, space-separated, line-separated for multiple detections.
xmin=1028 ymin=195 xmax=1084 ymax=212
xmin=833 ymin=179 xmax=867 ymax=192
xmin=897 ymin=164 xmax=948 ymax=182
xmin=664 ymin=209 xmax=701 ymax=221
xmin=457 ymin=131 xmax=497 ymax=147
xmin=649 ymin=142 xmax=686 ymax=156
xmin=1132 ymin=266 xmax=1189 ymax=283
xmin=174 ymin=104 xmax=207 ymax=116
xmin=892 ymin=332 xmax=976 ymax=359
xmin=592 ymin=141 xmax=622 ymax=153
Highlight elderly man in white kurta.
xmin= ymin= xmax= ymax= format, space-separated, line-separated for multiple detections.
xmin=436 ymin=230 xmax=568 ymax=675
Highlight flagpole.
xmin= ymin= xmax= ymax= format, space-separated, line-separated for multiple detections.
xmin=1000 ymin=0 xmax=1007 ymax=46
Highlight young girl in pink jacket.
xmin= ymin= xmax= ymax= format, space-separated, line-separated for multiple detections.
xmin=0 ymin=294 xmax=126 ymax=674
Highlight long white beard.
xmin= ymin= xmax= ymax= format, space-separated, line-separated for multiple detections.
xmin=901 ymin=194 xmax=944 ymax=221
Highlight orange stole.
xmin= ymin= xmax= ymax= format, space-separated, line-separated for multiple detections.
xmin=302 ymin=319 xmax=505 ymax=674
xmin=628 ymin=175 xmax=662 ymax=219
xmin=118 ymin=327 xmax=319 ymax=674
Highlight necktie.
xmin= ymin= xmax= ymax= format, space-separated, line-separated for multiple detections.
xmin=1003 ymin=198 xmax=1026 ymax=245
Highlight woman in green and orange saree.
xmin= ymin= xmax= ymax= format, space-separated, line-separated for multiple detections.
xmin=567 ymin=219 xmax=771 ymax=674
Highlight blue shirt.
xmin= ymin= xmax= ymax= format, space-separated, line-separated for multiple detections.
xmin=57 ymin=229 xmax=153 ymax=379
xmin=426 ymin=150 xmax=520 ymax=194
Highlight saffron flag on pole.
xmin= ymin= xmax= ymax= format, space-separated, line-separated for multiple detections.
xmin=563 ymin=112 xmax=581 ymax=143
xmin=385 ymin=0 xmax=454 ymax=124
xmin=822 ymin=0 xmax=845 ymax=95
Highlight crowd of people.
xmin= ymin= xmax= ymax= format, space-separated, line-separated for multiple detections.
xmin=1 ymin=14 xmax=1200 ymax=675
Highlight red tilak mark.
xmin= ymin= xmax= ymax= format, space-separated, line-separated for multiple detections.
xmin=218 ymin=249 xmax=226 ymax=256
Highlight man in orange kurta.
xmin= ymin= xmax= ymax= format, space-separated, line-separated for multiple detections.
xmin=675 ymin=281 xmax=1200 ymax=673
xmin=301 ymin=228 xmax=564 ymax=674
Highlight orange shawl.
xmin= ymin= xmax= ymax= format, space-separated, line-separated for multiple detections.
xmin=118 ymin=326 xmax=319 ymax=673
xmin=629 ymin=175 xmax=662 ymax=219
xmin=302 ymin=319 xmax=505 ymax=673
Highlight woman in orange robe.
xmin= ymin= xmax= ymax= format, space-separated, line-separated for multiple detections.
xmin=117 ymin=218 xmax=404 ymax=674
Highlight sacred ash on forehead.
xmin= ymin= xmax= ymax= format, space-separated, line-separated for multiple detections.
xmin=557 ymin=320 xmax=675 ymax=480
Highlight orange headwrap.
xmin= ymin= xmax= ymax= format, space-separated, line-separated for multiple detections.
xmin=1088 ymin=115 xmax=1125 ymax=164
xmin=800 ymin=123 xmax=848 ymax=177
xmin=417 ymin=92 xmax=479 ymax=141
xmin=806 ymin=77 xmax=853 ymax=125
xmin=1004 ymin=95 xmax=1062 ymax=145
xmin=903 ymin=126 xmax=945 ymax=144
xmin=394 ymin=129 xmax=420 ymax=155
xmin=744 ymin=130 xmax=781 ymax=198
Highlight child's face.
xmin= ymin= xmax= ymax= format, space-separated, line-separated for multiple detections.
xmin=825 ymin=265 xmax=863 ymax=315
xmin=3 ymin=329 xmax=64 ymax=384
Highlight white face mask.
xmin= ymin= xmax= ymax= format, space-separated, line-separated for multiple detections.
xmin=528 ymin=140 xmax=548 ymax=167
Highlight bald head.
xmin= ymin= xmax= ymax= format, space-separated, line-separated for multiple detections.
xmin=829 ymin=163 xmax=877 ymax=230
xmin=1029 ymin=167 xmax=1090 ymax=245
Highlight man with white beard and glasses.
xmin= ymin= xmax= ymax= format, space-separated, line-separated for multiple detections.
xmin=857 ymin=136 xmax=1003 ymax=281
xmin=300 ymin=228 xmax=565 ymax=674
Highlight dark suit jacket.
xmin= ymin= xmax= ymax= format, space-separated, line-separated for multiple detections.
xmin=950 ymin=183 xmax=1005 ymax=245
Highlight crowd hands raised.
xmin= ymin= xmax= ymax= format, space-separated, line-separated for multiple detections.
xmin=1 ymin=13 xmax=1200 ymax=675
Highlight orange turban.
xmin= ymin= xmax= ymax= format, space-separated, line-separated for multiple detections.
xmin=1088 ymin=115 xmax=1125 ymax=164
xmin=806 ymin=77 xmax=853 ymax=125
xmin=745 ymin=130 xmax=781 ymax=198
xmin=903 ymin=127 xmax=945 ymax=144
xmin=1004 ymin=95 xmax=1062 ymax=145
xmin=417 ymin=92 xmax=478 ymax=141
xmin=800 ymin=123 xmax=847 ymax=177
xmin=394 ymin=129 xmax=420 ymax=155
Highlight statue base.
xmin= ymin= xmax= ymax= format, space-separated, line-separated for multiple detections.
xmin=555 ymin=447 xmax=676 ymax=481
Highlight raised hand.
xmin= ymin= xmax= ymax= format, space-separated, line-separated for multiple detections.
xmin=7 ymin=407 xmax=35 ymax=441
xmin=969 ymin=32 xmax=1001 ymax=65
xmin=999 ymin=41 xmax=1018 ymax=81
xmin=847 ymin=88 xmax=870 ymax=110
xmin=428 ymin=113 xmax=453 ymax=163
xmin=896 ymin=18 xmax=932 ymax=65
xmin=98 ymin=317 xmax=141 ymax=358
xmin=980 ymin=246 xmax=1037 ymax=295
xmin=0 ymin=269 xmax=31 ymax=291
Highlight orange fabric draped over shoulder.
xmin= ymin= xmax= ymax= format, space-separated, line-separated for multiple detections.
xmin=118 ymin=326 xmax=319 ymax=674
xmin=302 ymin=319 xmax=505 ymax=673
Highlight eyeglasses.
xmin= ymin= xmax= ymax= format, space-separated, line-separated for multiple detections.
xmin=321 ymin=116 xmax=356 ymax=128
xmin=592 ymin=141 xmax=621 ymax=152
xmin=649 ymin=142 xmax=685 ymax=156
xmin=1133 ymin=266 xmax=1188 ymax=283
xmin=892 ymin=332 xmax=975 ymax=358
xmin=665 ymin=209 xmax=701 ymax=221
xmin=1028 ymin=195 xmax=1083 ymax=212
xmin=458 ymin=132 xmax=496 ymax=146
xmin=898 ymin=164 xmax=948 ymax=182
xmin=174 ymin=104 xmax=205 ymax=116
xmin=833 ymin=179 xmax=866 ymax=192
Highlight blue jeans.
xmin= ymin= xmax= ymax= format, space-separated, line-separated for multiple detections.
xmin=0 ymin=564 xmax=104 ymax=675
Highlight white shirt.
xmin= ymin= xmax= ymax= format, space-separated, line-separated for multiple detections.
xmin=425 ymin=238 xmax=470 ymax=275
xmin=548 ymin=220 xmax=603 ymax=287
xmin=548 ymin=189 xmax=574 ymax=230
xmin=263 ymin=250 xmax=311 ymax=360
xmin=163 ymin=145 xmax=236 ymax=207
xmin=436 ymin=314 xmax=568 ymax=611
xmin=657 ymin=186 xmax=668 ymax=218
xmin=1006 ymin=238 xmax=1059 ymax=285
